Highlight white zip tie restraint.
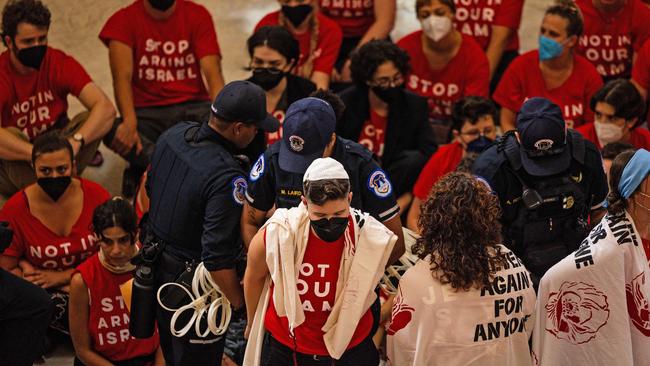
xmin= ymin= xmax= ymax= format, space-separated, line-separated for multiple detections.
xmin=157 ymin=262 xmax=232 ymax=338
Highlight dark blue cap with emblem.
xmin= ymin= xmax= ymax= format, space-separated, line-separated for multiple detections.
xmin=516 ymin=97 xmax=571 ymax=176
xmin=211 ymin=80 xmax=279 ymax=132
xmin=279 ymin=97 xmax=337 ymax=174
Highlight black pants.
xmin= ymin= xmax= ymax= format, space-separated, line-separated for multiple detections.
xmin=74 ymin=354 xmax=155 ymax=366
xmin=0 ymin=269 xmax=53 ymax=366
xmin=264 ymin=335 xmax=379 ymax=366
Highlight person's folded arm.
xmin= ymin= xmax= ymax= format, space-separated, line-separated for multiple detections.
xmin=199 ymin=55 xmax=225 ymax=100
xmin=0 ymin=127 xmax=32 ymax=161
xmin=243 ymin=229 xmax=269 ymax=338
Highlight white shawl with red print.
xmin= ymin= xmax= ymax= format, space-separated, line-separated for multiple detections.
xmin=532 ymin=211 xmax=650 ymax=365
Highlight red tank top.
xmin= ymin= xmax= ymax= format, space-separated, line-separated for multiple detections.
xmin=264 ymin=220 xmax=374 ymax=355
xmin=76 ymin=254 xmax=159 ymax=362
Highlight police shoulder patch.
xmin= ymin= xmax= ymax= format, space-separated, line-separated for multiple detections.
xmin=249 ymin=154 xmax=265 ymax=182
xmin=367 ymin=168 xmax=392 ymax=198
xmin=231 ymin=176 xmax=248 ymax=206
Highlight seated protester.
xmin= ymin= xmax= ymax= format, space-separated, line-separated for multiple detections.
xmin=387 ymin=172 xmax=535 ymax=366
xmin=397 ymin=0 xmax=489 ymax=144
xmin=0 ymin=0 xmax=115 ymax=197
xmin=318 ymin=0 xmax=396 ymax=84
xmin=452 ymin=0 xmax=525 ymax=92
xmin=0 ymin=131 xmax=110 ymax=334
xmin=243 ymin=158 xmax=397 ymax=365
xmin=338 ymin=40 xmax=436 ymax=205
xmin=576 ymin=79 xmax=650 ymax=150
xmin=632 ymin=39 xmax=650 ymax=124
xmin=255 ymin=0 xmax=343 ymax=90
xmin=601 ymin=141 xmax=635 ymax=177
xmin=575 ymin=0 xmax=650 ymax=81
xmin=407 ymin=96 xmax=497 ymax=232
xmin=99 ymin=0 xmax=225 ymax=197
xmin=494 ymin=1 xmax=603 ymax=132
xmin=532 ymin=149 xmax=650 ymax=364
xmin=245 ymin=25 xmax=316 ymax=160
xmin=69 ymin=198 xmax=162 ymax=366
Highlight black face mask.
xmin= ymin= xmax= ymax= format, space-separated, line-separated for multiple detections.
xmin=251 ymin=68 xmax=285 ymax=91
xmin=37 ymin=176 xmax=71 ymax=202
xmin=16 ymin=45 xmax=47 ymax=70
xmin=371 ymin=85 xmax=403 ymax=104
xmin=148 ymin=0 xmax=175 ymax=11
xmin=466 ymin=135 xmax=494 ymax=153
xmin=310 ymin=216 xmax=349 ymax=243
xmin=281 ymin=4 xmax=313 ymax=28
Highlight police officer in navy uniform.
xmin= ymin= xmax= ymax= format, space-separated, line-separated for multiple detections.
xmin=472 ymin=97 xmax=608 ymax=285
xmin=241 ymin=97 xmax=405 ymax=264
xmin=144 ymin=81 xmax=279 ymax=365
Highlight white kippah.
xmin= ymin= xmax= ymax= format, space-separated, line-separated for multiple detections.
xmin=303 ymin=158 xmax=349 ymax=182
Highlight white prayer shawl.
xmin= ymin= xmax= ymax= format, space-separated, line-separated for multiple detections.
xmin=243 ymin=203 xmax=397 ymax=365
xmin=532 ymin=211 xmax=650 ymax=366
xmin=387 ymin=245 xmax=536 ymax=366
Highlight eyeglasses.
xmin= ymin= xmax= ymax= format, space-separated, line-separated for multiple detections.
xmin=460 ymin=128 xmax=495 ymax=140
xmin=368 ymin=74 xmax=404 ymax=89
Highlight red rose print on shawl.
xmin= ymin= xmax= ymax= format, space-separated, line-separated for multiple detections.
xmin=387 ymin=288 xmax=415 ymax=336
xmin=626 ymin=272 xmax=650 ymax=336
xmin=545 ymin=281 xmax=610 ymax=344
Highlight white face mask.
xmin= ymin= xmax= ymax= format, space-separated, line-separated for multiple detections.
xmin=594 ymin=120 xmax=624 ymax=146
xmin=421 ymin=14 xmax=452 ymax=42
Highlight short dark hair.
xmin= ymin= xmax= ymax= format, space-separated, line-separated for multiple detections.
xmin=590 ymin=79 xmax=646 ymax=126
xmin=545 ymin=0 xmax=584 ymax=37
xmin=606 ymin=150 xmax=637 ymax=215
xmin=31 ymin=130 xmax=73 ymax=165
xmin=416 ymin=0 xmax=455 ymax=13
xmin=247 ymin=26 xmax=300 ymax=69
xmin=451 ymin=96 xmax=497 ymax=132
xmin=601 ymin=141 xmax=635 ymax=161
xmin=1 ymin=0 xmax=51 ymax=47
xmin=303 ymin=179 xmax=350 ymax=206
xmin=92 ymin=197 xmax=138 ymax=242
xmin=349 ymin=40 xmax=410 ymax=87
xmin=309 ymin=89 xmax=345 ymax=122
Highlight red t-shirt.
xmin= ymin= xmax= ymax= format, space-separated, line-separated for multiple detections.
xmin=632 ymin=39 xmax=650 ymax=123
xmin=576 ymin=0 xmax=650 ymax=79
xmin=575 ymin=123 xmax=650 ymax=150
xmin=77 ymin=254 xmax=159 ymax=362
xmin=0 ymin=48 xmax=91 ymax=141
xmin=493 ymin=50 xmax=603 ymax=128
xmin=318 ymin=0 xmax=374 ymax=38
xmin=264 ymin=223 xmax=374 ymax=355
xmin=265 ymin=109 xmax=288 ymax=147
xmin=413 ymin=141 xmax=464 ymax=200
xmin=453 ymin=0 xmax=524 ymax=52
xmin=255 ymin=11 xmax=343 ymax=76
xmin=0 ymin=179 xmax=110 ymax=270
xmin=358 ymin=109 xmax=387 ymax=158
xmin=397 ymin=31 xmax=489 ymax=121
xmin=99 ymin=0 xmax=220 ymax=108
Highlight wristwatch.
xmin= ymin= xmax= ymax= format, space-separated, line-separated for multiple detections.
xmin=72 ymin=133 xmax=85 ymax=149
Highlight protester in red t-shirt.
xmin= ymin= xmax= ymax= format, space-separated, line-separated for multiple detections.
xmin=0 ymin=132 xmax=110 ymax=334
xmin=244 ymin=158 xmax=396 ymax=364
xmin=494 ymin=2 xmax=603 ymax=132
xmin=337 ymin=40 xmax=436 ymax=206
xmin=575 ymin=0 xmax=650 ymax=81
xmin=576 ymin=79 xmax=650 ymax=152
xmin=452 ymin=0 xmax=524 ymax=91
xmin=255 ymin=0 xmax=343 ymax=90
xmin=0 ymin=0 xmax=115 ymax=197
xmin=318 ymin=0 xmax=396 ymax=84
xmin=632 ymin=39 xmax=650 ymax=123
xmin=99 ymin=0 xmax=225 ymax=198
xmin=407 ymin=96 xmax=497 ymax=232
xmin=69 ymin=198 xmax=162 ymax=366
xmin=397 ymin=0 xmax=489 ymax=145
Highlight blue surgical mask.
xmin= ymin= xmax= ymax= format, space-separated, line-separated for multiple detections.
xmin=539 ymin=35 xmax=565 ymax=61
xmin=466 ymin=136 xmax=494 ymax=153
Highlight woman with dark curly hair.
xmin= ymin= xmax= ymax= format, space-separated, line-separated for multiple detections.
xmin=387 ymin=172 xmax=535 ymax=366
xmin=337 ymin=40 xmax=436 ymax=206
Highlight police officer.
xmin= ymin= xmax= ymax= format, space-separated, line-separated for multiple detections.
xmin=472 ymin=97 xmax=608 ymax=284
xmin=242 ymin=97 xmax=405 ymax=264
xmin=144 ymin=81 xmax=279 ymax=365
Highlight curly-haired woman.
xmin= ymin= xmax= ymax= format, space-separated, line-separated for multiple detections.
xmin=386 ymin=172 xmax=536 ymax=366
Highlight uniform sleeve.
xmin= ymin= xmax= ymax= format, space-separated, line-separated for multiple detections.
xmin=493 ymin=58 xmax=524 ymax=112
xmin=632 ymin=40 xmax=650 ymax=89
xmin=464 ymin=42 xmax=490 ymax=98
xmin=58 ymin=53 xmax=92 ymax=97
xmin=200 ymin=175 xmax=246 ymax=271
xmin=494 ymin=0 xmax=524 ymax=30
xmin=98 ymin=8 xmax=133 ymax=47
xmin=312 ymin=17 xmax=343 ymax=74
xmin=360 ymin=159 xmax=400 ymax=222
xmin=632 ymin=0 xmax=650 ymax=51
xmin=0 ymin=199 xmax=25 ymax=259
xmin=245 ymin=152 xmax=276 ymax=211
xmin=192 ymin=5 xmax=221 ymax=59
